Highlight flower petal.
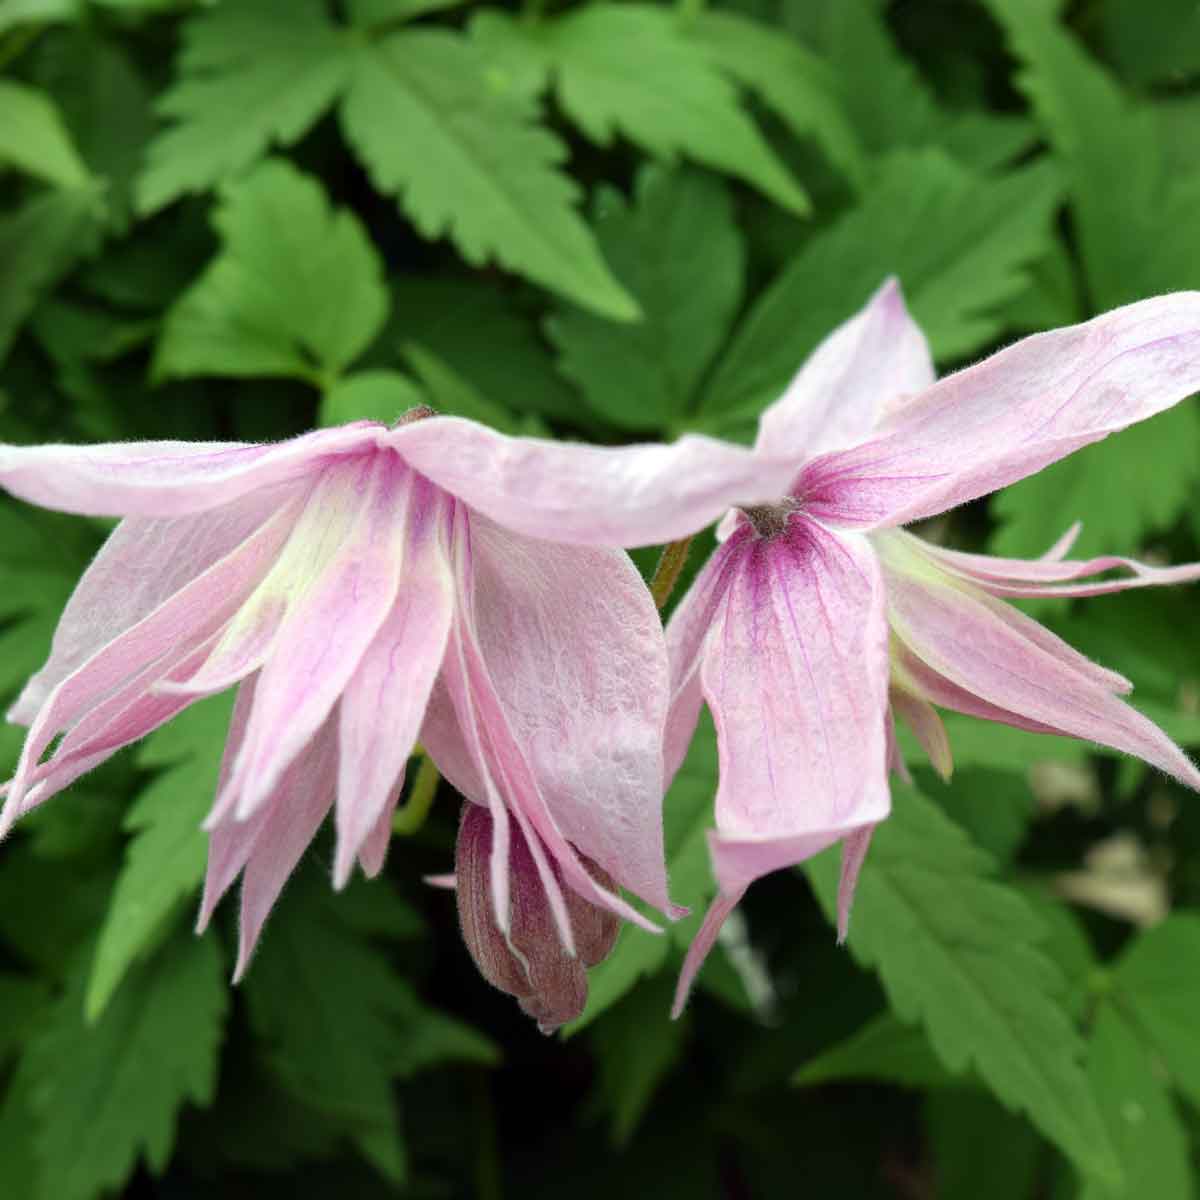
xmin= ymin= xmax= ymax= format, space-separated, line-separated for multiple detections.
xmin=884 ymin=561 xmax=1200 ymax=790
xmin=702 ymin=519 xmax=891 ymax=897
xmin=218 ymin=454 xmax=409 ymax=823
xmin=0 ymin=423 xmax=381 ymax=518
xmin=8 ymin=488 xmax=290 ymax=725
xmin=799 ymin=293 xmax=1200 ymax=528
xmin=756 ymin=278 xmax=934 ymax=463
xmin=390 ymin=417 xmax=796 ymax=546
xmin=333 ymin=480 xmax=455 ymax=887
xmin=0 ymin=502 xmax=298 ymax=833
xmin=916 ymin=533 xmax=1200 ymax=600
xmin=233 ymin=716 xmax=339 ymax=980
xmin=463 ymin=513 xmax=678 ymax=916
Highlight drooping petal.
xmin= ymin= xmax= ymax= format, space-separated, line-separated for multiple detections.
xmin=0 ymin=502 xmax=299 ymax=833
xmin=389 ymin=416 xmax=796 ymax=547
xmin=663 ymin=526 xmax=754 ymax=786
xmin=914 ymin=531 xmax=1200 ymax=600
xmin=0 ymin=423 xmax=380 ymax=518
xmin=333 ymin=479 xmax=455 ymax=887
xmin=755 ymin=278 xmax=935 ymax=463
xmin=882 ymin=558 xmax=1200 ymax=790
xmin=8 ymin=487 xmax=292 ymax=725
xmin=233 ymin=716 xmax=339 ymax=980
xmin=889 ymin=678 xmax=953 ymax=780
xmin=798 ymin=293 xmax=1200 ymax=529
xmin=671 ymin=517 xmax=892 ymax=1011
xmin=463 ymin=512 xmax=678 ymax=915
xmin=215 ymin=454 xmax=410 ymax=823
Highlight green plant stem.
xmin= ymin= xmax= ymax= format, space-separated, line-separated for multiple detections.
xmin=392 ymin=755 xmax=440 ymax=835
xmin=650 ymin=536 xmax=694 ymax=610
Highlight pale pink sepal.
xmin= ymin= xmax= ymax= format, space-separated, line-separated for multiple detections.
xmin=389 ymin=416 xmax=797 ymax=548
xmin=756 ymin=278 xmax=935 ymax=463
xmin=0 ymin=423 xmax=379 ymax=518
xmin=671 ymin=889 xmax=745 ymax=1019
xmin=800 ymin=292 xmax=1200 ymax=529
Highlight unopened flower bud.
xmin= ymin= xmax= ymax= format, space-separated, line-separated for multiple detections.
xmin=455 ymin=803 xmax=619 ymax=1033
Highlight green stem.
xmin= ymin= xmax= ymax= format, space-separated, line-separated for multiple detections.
xmin=392 ymin=755 xmax=440 ymax=835
xmin=650 ymin=536 xmax=694 ymax=610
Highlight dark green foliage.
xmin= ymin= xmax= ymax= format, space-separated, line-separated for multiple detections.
xmin=1 ymin=2 xmax=1200 ymax=1197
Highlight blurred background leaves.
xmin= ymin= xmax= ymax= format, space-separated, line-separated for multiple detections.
xmin=1 ymin=0 xmax=1200 ymax=1196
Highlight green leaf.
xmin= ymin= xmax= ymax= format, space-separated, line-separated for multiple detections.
xmin=548 ymin=166 xmax=743 ymax=432
xmin=85 ymin=693 xmax=235 ymax=1021
xmin=589 ymin=970 xmax=688 ymax=1146
xmin=245 ymin=866 xmax=497 ymax=1178
xmin=347 ymin=0 xmax=466 ymax=24
xmin=320 ymin=368 xmax=427 ymax=427
xmin=820 ymin=0 xmax=1036 ymax=170
xmin=155 ymin=159 xmax=388 ymax=384
xmin=793 ymin=1010 xmax=957 ymax=1089
xmin=1101 ymin=0 xmax=1200 ymax=87
xmin=699 ymin=150 xmax=1061 ymax=428
xmin=985 ymin=0 xmax=1200 ymax=308
xmin=991 ymin=404 xmax=1200 ymax=560
xmin=564 ymin=710 xmax=719 ymax=1034
xmin=341 ymin=28 xmax=637 ymax=321
xmin=918 ymin=766 xmax=1036 ymax=866
xmin=806 ymin=780 xmax=1119 ymax=1184
xmin=0 ymin=1056 xmax=43 ymax=1198
xmin=473 ymin=5 xmax=809 ymax=216
xmin=1109 ymin=914 xmax=1200 ymax=1108
xmin=685 ymin=10 xmax=866 ymax=186
xmin=0 ymin=0 xmax=80 ymax=37
xmin=0 ymin=80 xmax=91 ymax=188
xmin=0 ymin=185 xmax=105 ymax=363
xmin=1081 ymin=1004 xmax=1192 ymax=1200
xmin=401 ymin=342 xmax=522 ymax=432
xmin=0 ymin=974 xmax=49 ymax=1067
xmin=137 ymin=0 xmax=351 ymax=213
xmin=384 ymin=278 xmax=578 ymax=425
xmin=29 ymin=933 xmax=227 ymax=1200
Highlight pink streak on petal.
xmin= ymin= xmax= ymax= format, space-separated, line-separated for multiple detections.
xmin=8 ymin=486 xmax=292 ymax=725
xmin=0 ymin=502 xmax=297 ymax=833
xmin=464 ymin=512 xmax=677 ymax=916
xmin=0 ymin=423 xmax=381 ymax=518
xmin=389 ymin=416 xmax=797 ymax=547
xmin=334 ymin=480 xmax=455 ymax=888
xmin=799 ymin=293 xmax=1200 ymax=529
xmin=226 ymin=455 xmax=408 ymax=822
xmin=885 ymin=567 xmax=1200 ymax=791
xmin=756 ymin=278 xmax=935 ymax=464
xmin=671 ymin=889 xmax=744 ymax=1019
xmin=701 ymin=517 xmax=892 ymax=899
xmin=917 ymin=535 xmax=1200 ymax=600
xmin=663 ymin=527 xmax=752 ymax=786
xmin=233 ymin=717 xmax=339 ymax=980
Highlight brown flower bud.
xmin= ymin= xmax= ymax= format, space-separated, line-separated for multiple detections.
xmin=455 ymin=803 xmax=620 ymax=1033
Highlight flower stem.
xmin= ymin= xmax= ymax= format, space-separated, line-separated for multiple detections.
xmin=650 ymin=536 xmax=694 ymax=610
xmin=392 ymin=755 xmax=441 ymax=835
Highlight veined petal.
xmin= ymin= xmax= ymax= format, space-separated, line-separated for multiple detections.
xmin=216 ymin=453 xmax=410 ymax=823
xmin=883 ymin=559 xmax=1200 ymax=790
xmin=0 ymin=423 xmax=381 ymax=518
xmin=233 ymin=716 xmax=339 ymax=980
xmin=702 ymin=518 xmax=891 ymax=896
xmin=798 ymin=293 xmax=1200 ymax=529
xmin=333 ymin=479 xmax=455 ymax=888
xmin=756 ymin=278 xmax=935 ymax=463
xmin=0 ymin=501 xmax=299 ymax=833
xmin=389 ymin=416 xmax=796 ymax=547
xmin=663 ymin=527 xmax=752 ymax=786
xmin=915 ymin=532 xmax=1200 ymax=600
xmin=8 ymin=487 xmax=291 ymax=725
xmin=464 ymin=513 xmax=678 ymax=916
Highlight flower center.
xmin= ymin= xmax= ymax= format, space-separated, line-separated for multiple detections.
xmin=740 ymin=500 xmax=797 ymax=539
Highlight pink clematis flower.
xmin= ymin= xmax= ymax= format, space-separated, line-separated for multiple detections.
xmin=0 ymin=415 xmax=712 ymax=1018
xmin=394 ymin=283 xmax=1200 ymax=1015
